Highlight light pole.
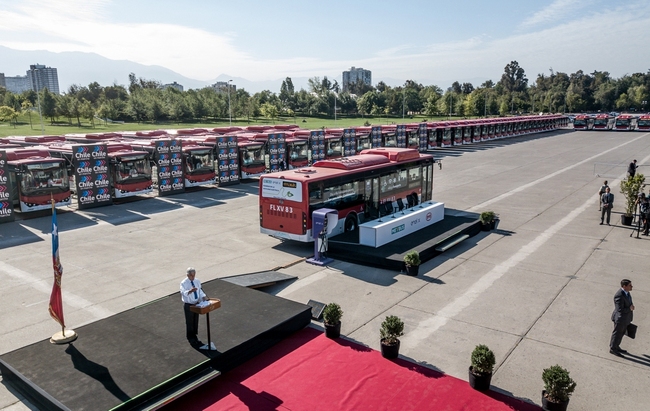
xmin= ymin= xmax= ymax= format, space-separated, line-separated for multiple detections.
xmin=334 ymin=93 xmax=337 ymax=123
xmin=228 ymin=79 xmax=233 ymax=126
xmin=402 ymin=89 xmax=405 ymax=119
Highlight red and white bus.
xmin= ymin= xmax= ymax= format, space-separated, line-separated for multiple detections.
xmin=637 ymin=115 xmax=650 ymax=131
xmin=614 ymin=114 xmax=635 ymax=131
xmin=43 ymin=141 xmax=153 ymax=199
xmin=573 ymin=115 xmax=592 ymax=130
xmin=121 ymin=138 xmax=217 ymax=187
xmin=593 ymin=114 xmax=614 ymax=130
xmin=259 ymin=147 xmax=435 ymax=242
xmin=2 ymin=147 xmax=71 ymax=212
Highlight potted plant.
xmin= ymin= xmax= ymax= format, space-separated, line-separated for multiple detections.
xmin=380 ymin=315 xmax=404 ymax=359
xmin=468 ymin=344 xmax=496 ymax=391
xmin=479 ymin=211 xmax=496 ymax=231
xmin=322 ymin=302 xmax=343 ymax=339
xmin=403 ymin=250 xmax=421 ymax=276
xmin=541 ymin=365 xmax=576 ymax=411
xmin=620 ymin=173 xmax=645 ymax=226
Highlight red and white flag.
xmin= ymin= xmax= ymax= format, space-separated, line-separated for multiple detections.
xmin=48 ymin=201 xmax=65 ymax=327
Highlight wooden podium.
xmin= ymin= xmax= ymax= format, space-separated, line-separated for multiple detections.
xmin=190 ymin=299 xmax=221 ymax=350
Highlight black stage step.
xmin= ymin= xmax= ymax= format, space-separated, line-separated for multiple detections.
xmin=0 ymin=279 xmax=311 ymax=411
xmin=328 ymin=210 xmax=482 ymax=271
xmin=222 ymin=271 xmax=297 ymax=288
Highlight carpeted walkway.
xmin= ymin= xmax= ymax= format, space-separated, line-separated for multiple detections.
xmin=164 ymin=327 xmax=540 ymax=411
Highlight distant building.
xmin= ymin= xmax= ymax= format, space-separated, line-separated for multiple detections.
xmin=342 ymin=67 xmax=371 ymax=93
xmin=163 ymin=81 xmax=184 ymax=92
xmin=211 ymin=81 xmax=236 ymax=94
xmin=27 ymin=64 xmax=60 ymax=94
xmin=4 ymin=74 xmax=31 ymax=94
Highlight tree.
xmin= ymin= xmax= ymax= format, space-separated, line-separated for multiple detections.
xmin=279 ymin=77 xmax=295 ymax=111
xmin=481 ymin=80 xmax=495 ymax=89
xmin=40 ymin=88 xmax=58 ymax=124
xmin=461 ymin=83 xmax=474 ymax=94
xmin=347 ymin=79 xmax=374 ymax=96
xmin=260 ymin=102 xmax=279 ymax=123
xmin=21 ymin=100 xmax=33 ymax=129
xmin=69 ymin=96 xmax=82 ymax=126
xmin=499 ymin=61 xmax=528 ymax=93
xmin=80 ymin=99 xmax=95 ymax=127
xmin=0 ymin=106 xmax=19 ymax=127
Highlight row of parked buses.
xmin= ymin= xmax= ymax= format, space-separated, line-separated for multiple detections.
xmin=572 ymin=114 xmax=650 ymax=131
xmin=0 ymin=114 xmax=566 ymax=214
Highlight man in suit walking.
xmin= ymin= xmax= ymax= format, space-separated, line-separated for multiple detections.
xmin=628 ymin=159 xmax=638 ymax=178
xmin=600 ymin=186 xmax=614 ymax=225
xmin=610 ymin=279 xmax=635 ymax=356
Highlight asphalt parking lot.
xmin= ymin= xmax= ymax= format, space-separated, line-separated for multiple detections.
xmin=1 ymin=129 xmax=650 ymax=410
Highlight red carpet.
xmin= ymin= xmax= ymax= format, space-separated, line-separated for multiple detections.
xmin=164 ymin=327 xmax=540 ymax=411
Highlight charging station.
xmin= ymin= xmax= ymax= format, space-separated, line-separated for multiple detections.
xmin=306 ymin=208 xmax=338 ymax=266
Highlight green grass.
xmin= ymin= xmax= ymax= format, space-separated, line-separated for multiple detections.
xmin=0 ymin=114 xmax=462 ymax=138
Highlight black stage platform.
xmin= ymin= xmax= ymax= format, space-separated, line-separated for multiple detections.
xmin=328 ymin=210 xmax=482 ymax=271
xmin=0 ymin=279 xmax=311 ymax=411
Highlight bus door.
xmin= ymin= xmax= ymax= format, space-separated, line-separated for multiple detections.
xmin=463 ymin=126 xmax=472 ymax=144
xmin=442 ymin=128 xmax=452 ymax=147
xmin=422 ymin=163 xmax=433 ymax=202
xmin=364 ymin=177 xmax=380 ymax=220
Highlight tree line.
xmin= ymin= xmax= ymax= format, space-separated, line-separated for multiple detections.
xmin=1 ymin=62 xmax=649 ymax=127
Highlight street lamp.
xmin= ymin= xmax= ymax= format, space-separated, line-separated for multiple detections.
xmin=334 ymin=93 xmax=337 ymax=123
xmin=228 ymin=79 xmax=233 ymax=126
xmin=402 ymin=89 xmax=405 ymax=119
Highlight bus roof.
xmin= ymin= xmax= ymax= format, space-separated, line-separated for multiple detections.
xmin=176 ymin=128 xmax=210 ymax=135
xmin=262 ymin=148 xmax=432 ymax=182
xmin=135 ymin=130 xmax=168 ymax=137
xmin=4 ymin=148 xmax=61 ymax=163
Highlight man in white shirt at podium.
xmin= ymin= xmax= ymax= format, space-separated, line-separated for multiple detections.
xmin=180 ymin=267 xmax=206 ymax=347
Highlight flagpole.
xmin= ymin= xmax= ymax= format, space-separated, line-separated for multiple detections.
xmin=49 ymin=197 xmax=77 ymax=344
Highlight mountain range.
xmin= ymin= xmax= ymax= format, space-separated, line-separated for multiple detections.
xmin=1 ymin=46 xmax=478 ymax=94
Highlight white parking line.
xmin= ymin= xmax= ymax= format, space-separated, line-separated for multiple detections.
xmin=0 ymin=261 xmax=114 ymax=319
xmin=403 ymin=142 xmax=650 ymax=348
xmin=468 ymin=133 xmax=649 ymax=212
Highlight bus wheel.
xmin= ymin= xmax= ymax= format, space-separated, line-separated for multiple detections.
xmin=345 ymin=215 xmax=358 ymax=232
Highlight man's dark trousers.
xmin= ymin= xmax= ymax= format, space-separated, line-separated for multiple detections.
xmin=184 ymin=303 xmax=199 ymax=344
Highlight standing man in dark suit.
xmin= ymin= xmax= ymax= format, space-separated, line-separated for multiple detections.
xmin=600 ymin=187 xmax=614 ymax=225
xmin=610 ymin=279 xmax=634 ymax=356
xmin=628 ymin=159 xmax=638 ymax=178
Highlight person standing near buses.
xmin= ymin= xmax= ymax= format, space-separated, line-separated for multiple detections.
xmin=180 ymin=267 xmax=206 ymax=347
xmin=598 ymin=180 xmax=608 ymax=211
xmin=600 ymin=187 xmax=614 ymax=225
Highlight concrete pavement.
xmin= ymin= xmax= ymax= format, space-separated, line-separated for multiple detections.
xmin=1 ymin=129 xmax=649 ymax=410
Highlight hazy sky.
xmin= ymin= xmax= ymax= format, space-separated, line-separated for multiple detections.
xmin=0 ymin=0 xmax=648 ymax=86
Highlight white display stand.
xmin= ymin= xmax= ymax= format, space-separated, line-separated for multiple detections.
xmin=359 ymin=202 xmax=445 ymax=248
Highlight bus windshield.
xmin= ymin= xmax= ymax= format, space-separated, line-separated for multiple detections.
xmin=616 ymin=119 xmax=630 ymax=126
xmin=638 ymin=119 xmax=650 ymax=127
xmin=594 ymin=119 xmax=607 ymax=125
xmin=22 ymin=162 xmax=69 ymax=194
xmin=115 ymin=157 xmax=152 ymax=183
xmin=289 ymin=142 xmax=308 ymax=160
xmin=186 ymin=150 xmax=214 ymax=174
xmin=573 ymin=119 xmax=586 ymax=126
xmin=327 ymin=139 xmax=342 ymax=157
xmin=241 ymin=146 xmax=266 ymax=166
xmin=357 ymin=136 xmax=371 ymax=152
